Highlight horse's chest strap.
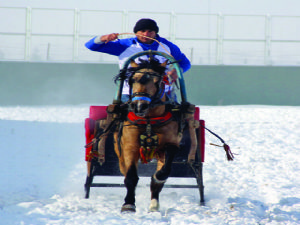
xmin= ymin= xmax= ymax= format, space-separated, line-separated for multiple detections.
xmin=139 ymin=123 xmax=159 ymax=164
xmin=127 ymin=111 xmax=172 ymax=126
xmin=127 ymin=111 xmax=174 ymax=164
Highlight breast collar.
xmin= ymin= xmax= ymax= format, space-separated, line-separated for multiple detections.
xmin=127 ymin=111 xmax=172 ymax=126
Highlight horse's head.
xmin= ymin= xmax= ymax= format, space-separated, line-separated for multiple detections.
xmin=128 ymin=58 xmax=167 ymax=117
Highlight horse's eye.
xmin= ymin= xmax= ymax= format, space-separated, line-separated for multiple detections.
xmin=129 ymin=77 xmax=136 ymax=85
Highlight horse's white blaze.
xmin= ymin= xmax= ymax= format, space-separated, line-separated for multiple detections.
xmin=149 ymin=199 xmax=160 ymax=212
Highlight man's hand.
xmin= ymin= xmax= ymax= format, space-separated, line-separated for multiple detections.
xmin=166 ymin=69 xmax=178 ymax=81
xmin=100 ymin=33 xmax=119 ymax=43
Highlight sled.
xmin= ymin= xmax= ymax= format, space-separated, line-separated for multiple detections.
xmin=84 ymin=105 xmax=206 ymax=205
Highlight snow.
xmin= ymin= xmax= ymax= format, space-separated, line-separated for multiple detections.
xmin=1 ymin=105 xmax=300 ymax=224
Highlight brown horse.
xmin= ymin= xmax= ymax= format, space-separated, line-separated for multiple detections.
xmin=113 ymin=58 xmax=183 ymax=213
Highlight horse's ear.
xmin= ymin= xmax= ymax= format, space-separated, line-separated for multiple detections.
xmin=160 ymin=60 xmax=168 ymax=68
xmin=130 ymin=60 xmax=139 ymax=68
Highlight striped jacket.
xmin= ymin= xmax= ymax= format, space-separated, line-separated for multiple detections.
xmin=85 ymin=35 xmax=191 ymax=94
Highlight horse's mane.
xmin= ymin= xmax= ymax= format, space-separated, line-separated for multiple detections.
xmin=114 ymin=58 xmax=167 ymax=83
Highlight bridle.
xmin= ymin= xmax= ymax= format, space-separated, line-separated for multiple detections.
xmin=128 ymin=70 xmax=166 ymax=108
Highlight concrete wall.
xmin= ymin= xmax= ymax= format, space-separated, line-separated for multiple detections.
xmin=187 ymin=65 xmax=300 ymax=105
xmin=1 ymin=61 xmax=300 ymax=106
xmin=1 ymin=62 xmax=118 ymax=106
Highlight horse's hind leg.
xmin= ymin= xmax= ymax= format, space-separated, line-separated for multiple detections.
xmin=149 ymin=144 xmax=179 ymax=212
xmin=121 ymin=164 xmax=139 ymax=213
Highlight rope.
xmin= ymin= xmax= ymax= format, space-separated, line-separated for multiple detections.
xmin=117 ymin=32 xmax=173 ymax=57
xmin=200 ymin=123 xmax=235 ymax=161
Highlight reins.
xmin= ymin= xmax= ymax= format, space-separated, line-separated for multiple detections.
xmin=84 ymin=118 xmax=118 ymax=149
xmin=117 ymin=33 xmax=172 ymax=57
xmin=111 ymin=33 xmax=180 ymax=98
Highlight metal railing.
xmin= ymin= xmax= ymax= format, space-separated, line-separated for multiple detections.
xmin=0 ymin=7 xmax=300 ymax=65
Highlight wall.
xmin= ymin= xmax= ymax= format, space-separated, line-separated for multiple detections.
xmin=1 ymin=62 xmax=118 ymax=106
xmin=1 ymin=61 xmax=299 ymax=106
xmin=187 ymin=65 xmax=300 ymax=105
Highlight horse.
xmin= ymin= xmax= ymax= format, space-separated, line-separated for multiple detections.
xmin=113 ymin=57 xmax=185 ymax=213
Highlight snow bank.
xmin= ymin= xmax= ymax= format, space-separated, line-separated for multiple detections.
xmin=0 ymin=105 xmax=299 ymax=224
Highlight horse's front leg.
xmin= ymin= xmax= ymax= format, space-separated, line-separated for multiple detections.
xmin=115 ymin=125 xmax=140 ymax=213
xmin=150 ymin=144 xmax=179 ymax=212
xmin=121 ymin=163 xmax=139 ymax=213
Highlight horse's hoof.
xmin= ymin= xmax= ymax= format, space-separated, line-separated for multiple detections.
xmin=121 ymin=204 xmax=136 ymax=213
xmin=149 ymin=199 xmax=160 ymax=212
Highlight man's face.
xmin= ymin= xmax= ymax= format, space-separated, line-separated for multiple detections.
xmin=136 ymin=29 xmax=157 ymax=44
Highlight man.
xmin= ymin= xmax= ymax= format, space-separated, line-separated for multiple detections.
xmin=85 ymin=18 xmax=191 ymax=102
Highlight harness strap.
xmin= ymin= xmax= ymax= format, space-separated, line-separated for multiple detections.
xmin=129 ymin=80 xmax=165 ymax=106
xmin=84 ymin=119 xmax=117 ymax=148
xmin=132 ymin=96 xmax=152 ymax=102
xmin=127 ymin=111 xmax=172 ymax=125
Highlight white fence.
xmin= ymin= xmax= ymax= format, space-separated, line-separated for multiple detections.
xmin=1 ymin=7 xmax=300 ymax=65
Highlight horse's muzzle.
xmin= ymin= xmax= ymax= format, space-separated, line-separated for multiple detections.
xmin=130 ymin=101 xmax=150 ymax=117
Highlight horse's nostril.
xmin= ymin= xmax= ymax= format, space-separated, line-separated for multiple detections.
xmin=140 ymin=103 xmax=149 ymax=111
xmin=129 ymin=101 xmax=150 ymax=117
xmin=138 ymin=103 xmax=149 ymax=112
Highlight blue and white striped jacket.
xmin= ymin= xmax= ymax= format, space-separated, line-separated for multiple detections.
xmin=85 ymin=35 xmax=191 ymax=94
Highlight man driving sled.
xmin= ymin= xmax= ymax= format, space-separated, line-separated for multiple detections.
xmin=85 ymin=18 xmax=191 ymax=102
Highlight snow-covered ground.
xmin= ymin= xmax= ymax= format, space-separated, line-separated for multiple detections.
xmin=0 ymin=105 xmax=300 ymax=225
